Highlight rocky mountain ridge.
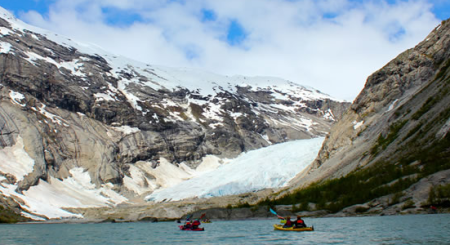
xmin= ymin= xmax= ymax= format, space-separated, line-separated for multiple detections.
xmin=0 ymin=7 xmax=348 ymax=220
xmin=281 ymin=19 xmax=450 ymax=215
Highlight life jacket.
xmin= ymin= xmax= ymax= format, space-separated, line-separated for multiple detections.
xmin=296 ymin=219 xmax=304 ymax=224
xmin=285 ymin=219 xmax=292 ymax=226
xmin=193 ymin=220 xmax=200 ymax=226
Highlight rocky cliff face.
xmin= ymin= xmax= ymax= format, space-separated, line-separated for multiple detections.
xmin=0 ymin=8 xmax=349 ymax=218
xmin=289 ymin=19 xmax=450 ymax=191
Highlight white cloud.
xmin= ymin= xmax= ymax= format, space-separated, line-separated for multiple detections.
xmin=18 ymin=0 xmax=440 ymax=101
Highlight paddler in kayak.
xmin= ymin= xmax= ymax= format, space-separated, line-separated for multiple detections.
xmin=183 ymin=221 xmax=192 ymax=229
xmin=283 ymin=216 xmax=293 ymax=228
xmin=192 ymin=219 xmax=201 ymax=229
xmin=293 ymin=215 xmax=307 ymax=228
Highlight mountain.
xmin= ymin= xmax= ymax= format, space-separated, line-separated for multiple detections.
xmin=277 ymin=19 xmax=450 ymax=216
xmin=0 ymin=7 xmax=349 ymax=220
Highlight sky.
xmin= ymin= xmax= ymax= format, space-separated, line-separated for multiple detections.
xmin=1 ymin=0 xmax=450 ymax=101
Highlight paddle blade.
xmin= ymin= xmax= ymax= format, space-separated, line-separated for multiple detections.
xmin=186 ymin=214 xmax=192 ymax=221
xmin=269 ymin=208 xmax=277 ymax=215
xmin=199 ymin=213 xmax=206 ymax=220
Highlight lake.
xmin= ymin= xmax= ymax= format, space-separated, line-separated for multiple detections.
xmin=1 ymin=214 xmax=449 ymax=244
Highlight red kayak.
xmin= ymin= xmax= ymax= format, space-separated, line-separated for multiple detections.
xmin=179 ymin=225 xmax=204 ymax=231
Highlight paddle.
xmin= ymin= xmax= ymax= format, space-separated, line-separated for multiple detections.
xmin=198 ymin=213 xmax=206 ymax=221
xmin=185 ymin=214 xmax=192 ymax=223
xmin=269 ymin=208 xmax=285 ymax=220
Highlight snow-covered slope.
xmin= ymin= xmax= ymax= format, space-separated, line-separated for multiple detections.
xmin=0 ymin=6 xmax=349 ymax=220
xmin=0 ymin=7 xmax=339 ymax=103
xmin=0 ymin=137 xmax=118 ymax=219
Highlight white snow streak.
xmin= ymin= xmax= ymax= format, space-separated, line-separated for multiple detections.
xmin=111 ymin=125 xmax=140 ymax=135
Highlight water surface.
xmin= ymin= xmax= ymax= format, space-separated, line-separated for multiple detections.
xmin=1 ymin=214 xmax=449 ymax=244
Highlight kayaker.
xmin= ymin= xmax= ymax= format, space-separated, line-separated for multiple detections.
xmin=283 ymin=216 xmax=293 ymax=228
xmin=184 ymin=221 xmax=192 ymax=229
xmin=293 ymin=215 xmax=306 ymax=228
xmin=192 ymin=220 xmax=201 ymax=229
xmin=430 ymin=205 xmax=437 ymax=214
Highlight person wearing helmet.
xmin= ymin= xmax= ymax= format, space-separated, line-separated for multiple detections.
xmin=293 ymin=215 xmax=306 ymax=228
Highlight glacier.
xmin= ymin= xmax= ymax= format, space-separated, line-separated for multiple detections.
xmin=146 ymin=137 xmax=324 ymax=202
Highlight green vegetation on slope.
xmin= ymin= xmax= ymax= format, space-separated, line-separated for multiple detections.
xmin=428 ymin=183 xmax=450 ymax=207
xmin=0 ymin=205 xmax=29 ymax=223
xmin=271 ymin=108 xmax=450 ymax=213
xmin=261 ymin=56 xmax=450 ymax=214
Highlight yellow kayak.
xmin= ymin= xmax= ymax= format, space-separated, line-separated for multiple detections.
xmin=273 ymin=224 xmax=314 ymax=232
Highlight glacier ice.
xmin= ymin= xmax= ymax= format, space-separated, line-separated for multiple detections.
xmin=146 ymin=137 xmax=324 ymax=202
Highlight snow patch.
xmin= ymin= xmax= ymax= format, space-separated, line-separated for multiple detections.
xmin=117 ymin=78 xmax=142 ymax=111
xmin=9 ymin=90 xmax=26 ymax=107
xmin=94 ymin=92 xmax=117 ymax=102
xmin=323 ymin=109 xmax=335 ymax=121
xmin=0 ymin=182 xmax=83 ymax=219
xmin=0 ymin=41 xmax=12 ymax=53
xmin=387 ymin=99 xmax=399 ymax=112
xmin=0 ymin=160 xmax=128 ymax=220
xmin=32 ymin=104 xmax=69 ymax=126
xmin=24 ymin=51 xmax=85 ymax=77
xmin=111 ymin=125 xmax=140 ymax=135
xmin=353 ymin=120 xmax=364 ymax=130
xmin=21 ymin=212 xmax=47 ymax=221
xmin=261 ymin=134 xmax=272 ymax=145
xmin=0 ymin=136 xmax=35 ymax=182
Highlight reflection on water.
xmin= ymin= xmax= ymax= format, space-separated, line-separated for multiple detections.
xmin=1 ymin=214 xmax=449 ymax=244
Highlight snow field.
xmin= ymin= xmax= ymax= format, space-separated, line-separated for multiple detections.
xmin=0 ymin=137 xmax=128 ymax=219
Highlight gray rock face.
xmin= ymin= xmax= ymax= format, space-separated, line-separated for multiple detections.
xmin=289 ymin=19 xmax=450 ymax=192
xmin=0 ymin=7 xmax=349 ymax=210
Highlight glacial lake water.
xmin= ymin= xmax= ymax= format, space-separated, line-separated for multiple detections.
xmin=1 ymin=214 xmax=449 ymax=244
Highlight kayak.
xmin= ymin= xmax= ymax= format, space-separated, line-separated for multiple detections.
xmin=179 ymin=225 xmax=205 ymax=231
xmin=273 ymin=224 xmax=314 ymax=232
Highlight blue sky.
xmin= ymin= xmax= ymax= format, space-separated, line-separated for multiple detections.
xmin=1 ymin=0 xmax=448 ymax=100
xmin=3 ymin=0 xmax=448 ymax=46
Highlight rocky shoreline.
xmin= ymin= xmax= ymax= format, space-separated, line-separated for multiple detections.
xmin=20 ymin=205 xmax=448 ymax=225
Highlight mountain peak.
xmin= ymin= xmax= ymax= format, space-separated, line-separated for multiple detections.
xmin=0 ymin=8 xmax=349 ymax=220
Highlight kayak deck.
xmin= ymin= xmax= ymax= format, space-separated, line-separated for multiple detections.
xmin=273 ymin=224 xmax=314 ymax=232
